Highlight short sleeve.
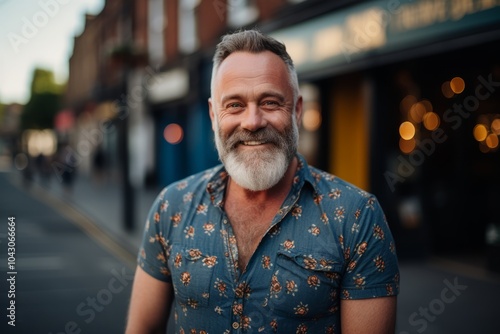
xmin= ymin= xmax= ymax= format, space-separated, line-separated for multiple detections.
xmin=340 ymin=195 xmax=400 ymax=299
xmin=137 ymin=188 xmax=173 ymax=283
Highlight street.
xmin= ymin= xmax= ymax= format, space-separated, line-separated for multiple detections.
xmin=396 ymin=259 xmax=500 ymax=333
xmin=0 ymin=172 xmax=136 ymax=334
xmin=1 ymin=169 xmax=500 ymax=333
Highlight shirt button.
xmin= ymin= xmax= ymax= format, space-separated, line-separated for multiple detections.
xmin=232 ymin=322 xmax=240 ymax=329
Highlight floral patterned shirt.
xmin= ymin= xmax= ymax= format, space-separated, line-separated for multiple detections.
xmin=138 ymin=154 xmax=400 ymax=333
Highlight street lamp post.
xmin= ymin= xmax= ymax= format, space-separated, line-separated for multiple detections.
xmin=118 ymin=93 xmax=134 ymax=232
xmin=109 ymin=0 xmax=148 ymax=233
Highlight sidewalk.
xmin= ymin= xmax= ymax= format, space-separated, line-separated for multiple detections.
xmin=14 ymin=169 xmax=160 ymax=257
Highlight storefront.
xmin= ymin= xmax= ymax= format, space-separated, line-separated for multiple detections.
xmin=147 ymin=59 xmax=219 ymax=188
xmin=268 ymin=0 xmax=500 ymax=258
xmin=374 ymin=41 xmax=500 ymax=257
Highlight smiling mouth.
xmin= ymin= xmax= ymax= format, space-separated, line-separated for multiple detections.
xmin=242 ymin=140 xmax=266 ymax=146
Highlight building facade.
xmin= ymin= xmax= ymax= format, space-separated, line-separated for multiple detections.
xmin=262 ymin=0 xmax=500 ymax=257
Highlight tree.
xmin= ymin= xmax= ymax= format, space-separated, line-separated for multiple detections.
xmin=21 ymin=68 xmax=64 ymax=130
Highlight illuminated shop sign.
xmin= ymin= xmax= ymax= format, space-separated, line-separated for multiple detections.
xmin=271 ymin=0 xmax=500 ymax=74
xmin=148 ymin=68 xmax=189 ymax=104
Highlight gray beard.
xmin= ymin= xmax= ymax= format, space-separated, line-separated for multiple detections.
xmin=223 ymin=144 xmax=289 ymax=191
xmin=214 ymin=118 xmax=299 ymax=191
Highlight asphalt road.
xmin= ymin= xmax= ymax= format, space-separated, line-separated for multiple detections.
xmin=0 ymin=172 xmax=136 ymax=334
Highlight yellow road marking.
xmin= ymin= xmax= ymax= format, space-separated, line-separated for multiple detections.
xmin=9 ymin=176 xmax=137 ymax=270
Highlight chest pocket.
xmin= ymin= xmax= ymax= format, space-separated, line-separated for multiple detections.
xmin=268 ymin=249 xmax=344 ymax=320
xmin=168 ymin=244 xmax=216 ymax=308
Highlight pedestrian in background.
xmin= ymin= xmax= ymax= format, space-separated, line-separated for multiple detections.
xmin=54 ymin=143 xmax=75 ymax=194
xmin=92 ymin=145 xmax=107 ymax=184
xmin=126 ymin=29 xmax=399 ymax=334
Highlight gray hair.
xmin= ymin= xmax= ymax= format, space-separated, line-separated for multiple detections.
xmin=210 ymin=30 xmax=299 ymax=101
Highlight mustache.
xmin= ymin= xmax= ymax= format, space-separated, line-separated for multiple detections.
xmin=224 ymin=127 xmax=285 ymax=149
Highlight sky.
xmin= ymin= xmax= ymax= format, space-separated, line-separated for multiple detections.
xmin=0 ymin=0 xmax=105 ymax=105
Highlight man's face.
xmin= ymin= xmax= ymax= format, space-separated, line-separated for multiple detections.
xmin=209 ymin=51 xmax=302 ymax=191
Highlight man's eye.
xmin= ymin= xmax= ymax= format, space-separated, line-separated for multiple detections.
xmin=262 ymin=101 xmax=280 ymax=108
xmin=227 ymin=103 xmax=243 ymax=109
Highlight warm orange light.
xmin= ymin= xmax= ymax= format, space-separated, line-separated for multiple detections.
xmin=399 ymin=121 xmax=415 ymax=140
xmin=164 ymin=123 xmax=184 ymax=144
xmin=492 ymin=118 xmax=500 ymax=135
xmin=450 ymin=77 xmax=465 ymax=94
xmin=400 ymin=95 xmax=417 ymax=114
xmin=420 ymin=99 xmax=433 ymax=113
xmin=473 ymin=124 xmax=488 ymax=142
xmin=423 ymin=112 xmax=440 ymax=131
xmin=409 ymin=102 xmax=426 ymax=123
xmin=486 ymin=133 xmax=499 ymax=149
xmin=399 ymin=138 xmax=416 ymax=154
xmin=302 ymin=108 xmax=322 ymax=131
xmin=441 ymin=81 xmax=454 ymax=98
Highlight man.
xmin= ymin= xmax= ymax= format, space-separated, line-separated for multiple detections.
xmin=126 ymin=30 xmax=399 ymax=334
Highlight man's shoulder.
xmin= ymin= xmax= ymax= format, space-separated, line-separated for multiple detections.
xmin=306 ymin=165 xmax=374 ymax=203
xmin=156 ymin=164 xmax=224 ymax=202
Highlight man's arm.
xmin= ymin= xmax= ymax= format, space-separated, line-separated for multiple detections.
xmin=341 ymin=296 xmax=397 ymax=334
xmin=126 ymin=266 xmax=174 ymax=334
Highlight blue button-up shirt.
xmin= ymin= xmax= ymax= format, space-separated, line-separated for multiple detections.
xmin=138 ymin=155 xmax=399 ymax=333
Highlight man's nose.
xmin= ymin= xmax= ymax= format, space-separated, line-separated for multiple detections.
xmin=241 ymin=103 xmax=267 ymax=131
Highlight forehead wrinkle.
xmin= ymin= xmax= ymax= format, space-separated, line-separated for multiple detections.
xmin=221 ymin=87 xmax=285 ymax=101
xmin=213 ymin=51 xmax=293 ymax=106
xmin=216 ymin=52 xmax=289 ymax=83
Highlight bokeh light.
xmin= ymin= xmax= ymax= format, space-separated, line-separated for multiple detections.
xmin=473 ymin=124 xmax=488 ymax=142
xmin=491 ymin=118 xmax=500 ymax=135
xmin=450 ymin=77 xmax=465 ymax=94
xmin=25 ymin=129 xmax=57 ymax=157
xmin=486 ymin=133 xmax=499 ymax=149
xmin=441 ymin=81 xmax=454 ymax=98
xmin=420 ymin=99 xmax=433 ymax=113
xmin=399 ymin=121 xmax=416 ymax=140
xmin=302 ymin=107 xmax=322 ymax=131
xmin=409 ymin=102 xmax=426 ymax=123
xmin=399 ymin=138 xmax=416 ymax=154
xmin=423 ymin=112 xmax=440 ymax=131
xmin=400 ymin=95 xmax=417 ymax=114
xmin=163 ymin=123 xmax=184 ymax=144
xmin=14 ymin=153 xmax=29 ymax=171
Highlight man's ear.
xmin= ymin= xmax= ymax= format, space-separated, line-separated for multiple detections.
xmin=295 ymin=95 xmax=303 ymax=128
xmin=208 ymin=98 xmax=216 ymax=132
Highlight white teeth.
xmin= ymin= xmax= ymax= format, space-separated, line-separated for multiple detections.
xmin=243 ymin=141 xmax=265 ymax=146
